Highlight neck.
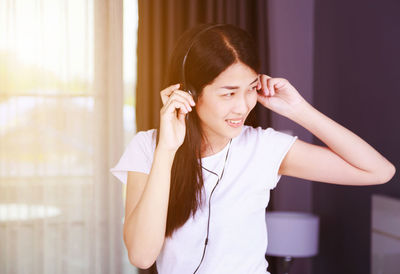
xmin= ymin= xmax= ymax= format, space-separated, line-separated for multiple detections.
xmin=201 ymin=136 xmax=231 ymax=158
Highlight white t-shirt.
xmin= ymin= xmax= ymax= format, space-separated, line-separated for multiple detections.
xmin=110 ymin=125 xmax=298 ymax=274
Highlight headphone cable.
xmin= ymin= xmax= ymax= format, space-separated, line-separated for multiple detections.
xmin=192 ymin=138 xmax=232 ymax=273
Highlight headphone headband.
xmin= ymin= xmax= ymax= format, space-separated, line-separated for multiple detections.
xmin=181 ymin=24 xmax=226 ymax=96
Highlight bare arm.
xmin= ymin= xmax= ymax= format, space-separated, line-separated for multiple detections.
xmin=279 ymin=101 xmax=396 ymax=185
xmin=123 ymin=83 xmax=194 ymax=268
xmin=256 ymin=75 xmax=395 ymax=185
xmin=123 ymin=146 xmax=176 ymax=268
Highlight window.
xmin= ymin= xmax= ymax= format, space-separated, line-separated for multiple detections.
xmin=0 ymin=0 xmax=138 ymax=272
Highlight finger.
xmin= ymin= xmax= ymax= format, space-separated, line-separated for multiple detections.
xmin=160 ymin=83 xmax=180 ymax=105
xmin=161 ymin=85 xmax=180 ymax=105
xmin=260 ymin=74 xmax=272 ymax=81
xmin=168 ymin=93 xmax=192 ymax=112
xmin=267 ymin=78 xmax=286 ymax=96
xmin=256 ymin=75 xmax=262 ymax=90
xmin=270 ymin=82 xmax=275 ymax=96
xmin=273 ymin=78 xmax=287 ymax=89
xmin=162 ymin=83 xmax=181 ymax=96
xmin=267 ymin=78 xmax=276 ymax=96
xmin=261 ymin=75 xmax=269 ymax=96
xmin=164 ymin=99 xmax=189 ymax=116
xmin=167 ymin=96 xmax=192 ymax=114
xmin=177 ymin=108 xmax=186 ymax=122
xmin=170 ymin=89 xmax=196 ymax=106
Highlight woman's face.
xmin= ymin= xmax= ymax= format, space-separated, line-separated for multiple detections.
xmin=196 ymin=61 xmax=259 ymax=145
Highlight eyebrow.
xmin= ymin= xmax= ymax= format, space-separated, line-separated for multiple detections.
xmin=220 ymin=77 xmax=259 ymax=90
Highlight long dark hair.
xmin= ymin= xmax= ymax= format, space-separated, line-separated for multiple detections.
xmin=156 ymin=23 xmax=260 ymax=238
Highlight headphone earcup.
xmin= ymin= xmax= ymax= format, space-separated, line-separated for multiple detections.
xmin=186 ymin=83 xmax=197 ymax=101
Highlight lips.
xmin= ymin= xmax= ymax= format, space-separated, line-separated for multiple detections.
xmin=226 ymin=118 xmax=244 ymax=127
xmin=226 ymin=119 xmax=242 ymax=124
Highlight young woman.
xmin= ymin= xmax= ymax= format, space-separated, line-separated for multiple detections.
xmin=110 ymin=23 xmax=395 ymax=273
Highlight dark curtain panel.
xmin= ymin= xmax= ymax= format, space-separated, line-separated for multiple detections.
xmin=135 ymin=0 xmax=273 ymax=273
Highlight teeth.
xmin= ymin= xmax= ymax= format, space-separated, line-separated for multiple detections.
xmin=227 ymin=119 xmax=242 ymax=124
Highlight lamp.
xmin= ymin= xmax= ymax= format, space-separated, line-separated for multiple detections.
xmin=265 ymin=211 xmax=319 ymax=274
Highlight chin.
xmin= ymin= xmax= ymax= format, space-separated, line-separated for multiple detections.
xmin=205 ymin=122 xmax=244 ymax=140
xmin=225 ymin=124 xmax=244 ymax=136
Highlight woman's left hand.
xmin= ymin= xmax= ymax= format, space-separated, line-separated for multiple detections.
xmin=256 ymin=74 xmax=308 ymax=118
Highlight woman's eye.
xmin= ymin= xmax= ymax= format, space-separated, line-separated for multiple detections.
xmin=224 ymin=93 xmax=234 ymax=97
xmin=246 ymin=86 xmax=257 ymax=93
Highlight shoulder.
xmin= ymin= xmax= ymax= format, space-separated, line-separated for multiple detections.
xmin=109 ymin=129 xmax=157 ymax=182
xmin=232 ymin=126 xmax=276 ymax=151
xmin=238 ymin=125 xmax=298 ymax=154
xmin=242 ymin=125 xmax=294 ymax=139
xmin=239 ymin=125 xmax=276 ymax=142
xmin=129 ymin=128 xmax=157 ymax=147
xmin=126 ymin=128 xmax=157 ymax=158
xmin=134 ymin=128 xmax=157 ymax=140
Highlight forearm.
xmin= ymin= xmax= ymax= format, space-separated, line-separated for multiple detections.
xmin=289 ymin=101 xmax=395 ymax=180
xmin=123 ymin=146 xmax=176 ymax=266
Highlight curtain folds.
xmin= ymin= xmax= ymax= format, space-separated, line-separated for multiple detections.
xmin=0 ymin=0 xmax=124 ymax=273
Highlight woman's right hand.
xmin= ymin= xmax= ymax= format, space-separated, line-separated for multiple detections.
xmin=158 ymin=83 xmax=196 ymax=151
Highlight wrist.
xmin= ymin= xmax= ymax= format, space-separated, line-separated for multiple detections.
xmin=287 ymin=99 xmax=314 ymax=123
xmin=155 ymin=145 xmax=178 ymax=158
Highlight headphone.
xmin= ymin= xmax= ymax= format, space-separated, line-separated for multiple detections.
xmin=179 ymin=23 xmax=232 ymax=274
xmin=193 ymin=140 xmax=231 ymax=274
xmin=181 ymin=23 xmax=226 ymax=103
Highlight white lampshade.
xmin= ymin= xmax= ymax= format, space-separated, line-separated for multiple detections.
xmin=265 ymin=211 xmax=319 ymax=258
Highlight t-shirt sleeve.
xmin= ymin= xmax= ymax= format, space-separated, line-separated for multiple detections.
xmin=109 ymin=130 xmax=155 ymax=184
xmin=262 ymin=127 xmax=298 ymax=190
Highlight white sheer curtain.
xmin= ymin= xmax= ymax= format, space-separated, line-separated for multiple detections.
xmin=0 ymin=0 xmax=136 ymax=273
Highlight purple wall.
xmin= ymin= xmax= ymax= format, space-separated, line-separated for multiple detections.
xmin=267 ymin=1 xmax=315 ymax=273
xmin=268 ymin=0 xmax=400 ymax=274
xmin=312 ymin=1 xmax=400 ymax=273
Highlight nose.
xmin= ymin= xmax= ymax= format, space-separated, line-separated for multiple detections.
xmin=232 ymin=93 xmax=250 ymax=115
